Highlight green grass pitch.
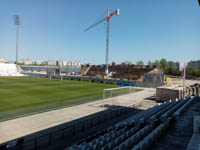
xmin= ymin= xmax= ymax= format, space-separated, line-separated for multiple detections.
xmin=0 ymin=77 xmax=117 ymax=112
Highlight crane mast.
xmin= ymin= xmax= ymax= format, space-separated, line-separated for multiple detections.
xmin=105 ymin=9 xmax=110 ymax=75
xmin=84 ymin=9 xmax=120 ymax=77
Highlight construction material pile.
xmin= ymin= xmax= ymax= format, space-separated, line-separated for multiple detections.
xmin=156 ymin=84 xmax=200 ymax=102
xmin=86 ymin=65 xmax=156 ymax=80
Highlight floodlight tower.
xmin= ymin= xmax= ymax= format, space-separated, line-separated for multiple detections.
xmin=14 ymin=15 xmax=20 ymax=65
xmin=84 ymin=9 xmax=120 ymax=76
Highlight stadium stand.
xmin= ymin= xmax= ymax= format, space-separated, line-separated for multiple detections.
xmin=0 ymin=63 xmax=23 ymax=76
xmin=65 ymin=95 xmax=199 ymax=150
xmin=85 ymin=65 xmax=159 ymax=80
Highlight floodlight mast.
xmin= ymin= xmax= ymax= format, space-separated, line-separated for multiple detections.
xmin=14 ymin=15 xmax=20 ymax=65
xmin=84 ymin=9 xmax=120 ymax=77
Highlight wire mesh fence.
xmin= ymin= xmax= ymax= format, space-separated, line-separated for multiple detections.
xmin=0 ymin=95 xmax=103 ymax=122
xmin=0 ymin=87 xmax=143 ymax=122
xmin=0 ymin=106 xmax=134 ymax=150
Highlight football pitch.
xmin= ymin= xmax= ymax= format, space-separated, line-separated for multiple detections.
xmin=0 ymin=77 xmax=117 ymax=113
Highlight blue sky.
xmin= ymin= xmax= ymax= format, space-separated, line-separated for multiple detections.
xmin=0 ymin=0 xmax=200 ymax=64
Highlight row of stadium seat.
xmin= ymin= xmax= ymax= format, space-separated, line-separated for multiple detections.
xmin=66 ymin=96 xmax=196 ymax=150
xmin=174 ymin=96 xmax=195 ymax=117
xmin=116 ymin=102 xmax=168 ymax=126
xmin=130 ymin=119 xmax=170 ymax=150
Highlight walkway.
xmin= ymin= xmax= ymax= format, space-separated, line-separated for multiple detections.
xmin=0 ymin=87 xmax=157 ymax=144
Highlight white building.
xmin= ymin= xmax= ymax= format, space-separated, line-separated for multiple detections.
xmin=55 ymin=60 xmax=83 ymax=67
xmin=24 ymin=59 xmax=33 ymax=65
xmin=67 ymin=61 xmax=72 ymax=67
xmin=0 ymin=58 xmax=7 ymax=63
xmin=42 ymin=60 xmax=54 ymax=66
xmin=62 ymin=61 xmax=67 ymax=67
xmin=35 ymin=60 xmax=41 ymax=65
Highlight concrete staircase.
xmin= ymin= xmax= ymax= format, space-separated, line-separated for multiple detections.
xmin=81 ymin=66 xmax=92 ymax=76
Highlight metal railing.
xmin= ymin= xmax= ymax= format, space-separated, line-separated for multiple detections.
xmin=0 ymin=95 xmax=103 ymax=122
xmin=24 ymin=73 xmax=165 ymax=88
xmin=2 ymin=89 xmax=198 ymax=149
xmin=0 ymin=106 xmax=136 ymax=150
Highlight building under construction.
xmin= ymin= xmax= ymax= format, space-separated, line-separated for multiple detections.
xmin=82 ymin=65 xmax=164 ymax=83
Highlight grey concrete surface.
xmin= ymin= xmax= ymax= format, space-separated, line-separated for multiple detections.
xmin=0 ymin=87 xmax=157 ymax=144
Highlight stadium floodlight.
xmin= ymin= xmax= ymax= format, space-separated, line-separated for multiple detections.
xmin=14 ymin=15 xmax=20 ymax=65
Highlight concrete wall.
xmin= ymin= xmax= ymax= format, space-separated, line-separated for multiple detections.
xmin=143 ymin=73 xmax=165 ymax=84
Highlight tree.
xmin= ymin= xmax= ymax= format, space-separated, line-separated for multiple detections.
xmin=160 ymin=58 xmax=168 ymax=72
xmin=153 ymin=60 xmax=160 ymax=68
xmin=187 ymin=67 xmax=200 ymax=77
xmin=148 ymin=61 xmax=152 ymax=67
xmin=167 ymin=66 xmax=181 ymax=76
xmin=136 ymin=60 xmax=144 ymax=66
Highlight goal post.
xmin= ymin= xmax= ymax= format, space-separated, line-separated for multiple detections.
xmin=102 ymin=86 xmax=137 ymax=108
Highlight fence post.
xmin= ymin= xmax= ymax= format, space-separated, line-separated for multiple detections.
xmin=17 ymin=138 xmax=24 ymax=150
xmin=34 ymin=139 xmax=37 ymax=150
xmin=82 ymin=121 xmax=85 ymax=131
xmin=72 ymin=126 xmax=75 ymax=136
xmin=98 ymin=116 xmax=100 ymax=124
xmin=62 ymin=129 xmax=65 ymax=139
xmin=90 ymin=119 xmax=93 ymax=127
xmin=49 ymin=134 xmax=52 ymax=144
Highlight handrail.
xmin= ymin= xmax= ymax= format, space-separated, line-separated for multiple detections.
xmin=0 ymin=105 xmax=134 ymax=150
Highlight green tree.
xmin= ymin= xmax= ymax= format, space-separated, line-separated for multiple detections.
xmin=148 ymin=61 xmax=152 ymax=67
xmin=153 ymin=60 xmax=160 ymax=68
xmin=160 ymin=58 xmax=169 ymax=72
xmin=190 ymin=67 xmax=200 ymax=77
xmin=167 ymin=66 xmax=181 ymax=76
xmin=136 ymin=60 xmax=144 ymax=66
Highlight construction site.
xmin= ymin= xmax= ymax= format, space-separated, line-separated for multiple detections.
xmin=0 ymin=61 xmax=200 ymax=150
xmin=0 ymin=1 xmax=200 ymax=150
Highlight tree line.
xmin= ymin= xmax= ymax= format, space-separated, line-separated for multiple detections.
xmin=135 ymin=59 xmax=200 ymax=78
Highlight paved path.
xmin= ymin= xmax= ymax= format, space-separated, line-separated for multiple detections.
xmin=0 ymin=87 xmax=157 ymax=144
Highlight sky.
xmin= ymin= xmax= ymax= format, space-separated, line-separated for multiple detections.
xmin=0 ymin=0 xmax=200 ymax=64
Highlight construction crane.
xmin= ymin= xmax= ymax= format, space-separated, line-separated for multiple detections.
xmin=84 ymin=9 xmax=120 ymax=76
